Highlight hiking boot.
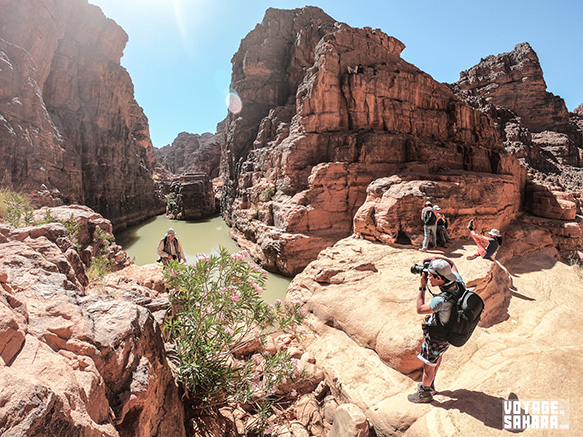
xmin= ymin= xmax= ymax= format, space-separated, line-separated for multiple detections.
xmin=418 ymin=382 xmax=437 ymax=395
xmin=467 ymin=253 xmax=479 ymax=260
xmin=467 ymin=219 xmax=474 ymax=232
xmin=408 ymin=386 xmax=434 ymax=403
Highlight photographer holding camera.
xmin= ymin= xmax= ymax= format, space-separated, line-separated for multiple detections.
xmin=408 ymin=256 xmax=465 ymax=403
xmin=157 ymin=228 xmax=186 ymax=266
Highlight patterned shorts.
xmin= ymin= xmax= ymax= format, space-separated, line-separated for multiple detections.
xmin=418 ymin=331 xmax=450 ymax=366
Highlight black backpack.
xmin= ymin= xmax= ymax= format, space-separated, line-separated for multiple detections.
xmin=425 ymin=284 xmax=484 ymax=347
xmin=423 ymin=208 xmax=437 ymax=226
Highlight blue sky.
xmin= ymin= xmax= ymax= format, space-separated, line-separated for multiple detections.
xmin=88 ymin=0 xmax=583 ymax=148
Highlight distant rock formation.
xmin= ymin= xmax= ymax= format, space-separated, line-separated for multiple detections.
xmin=457 ymin=42 xmax=571 ymax=133
xmin=0 ymin=206 xmax=185 ymax=436
xmin=0 ymin=0 xmax=163 ymax=229
xmin=155 ymin=126 xmax=224 ymax=178
xmin=155 ymin=126 xmax=224 ymax=220
xmin=165 ymin=172 xmax=217 ymax=220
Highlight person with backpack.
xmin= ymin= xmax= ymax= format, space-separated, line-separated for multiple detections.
xmin=408 ymin=257 xmax=474 ymax=403
xmin=157 ymin=228 xmax=186 ymax=266
xmin=419 ymin=201 xmax=437 ymax=251
xmin=433 ymin=205 xmax=452 ymax=248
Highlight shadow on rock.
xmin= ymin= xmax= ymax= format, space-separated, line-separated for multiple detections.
xmin=434 ymin=390 xmax=526 ymax=433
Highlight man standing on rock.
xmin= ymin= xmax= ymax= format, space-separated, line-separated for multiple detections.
xmin=408 ymin=257 xmax=464 ymax=403
xmin=419 ymin=201 xmax=437 ymax=251
xmin=157 ymin=228 xmax=186 ymax=265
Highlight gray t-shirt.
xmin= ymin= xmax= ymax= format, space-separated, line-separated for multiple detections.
xmin=426 ymin=273 xmax=464 ymax=326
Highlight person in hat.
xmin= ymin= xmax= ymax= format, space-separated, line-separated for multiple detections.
xmin=419 ymin=201 xmax=437 ymax=251
xmin=467 ymin=220 xmax=502 ymax=260
xmin=157 ymin=228 xmax=186 ymax=266
xmin=434 ymin=205 xmax=452 ymax=248
xmin=408 ymin=257 xmax=465 ymax=403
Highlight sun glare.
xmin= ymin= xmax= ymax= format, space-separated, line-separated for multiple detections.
xmin=226 ymin=92 xmax=242 ymax=114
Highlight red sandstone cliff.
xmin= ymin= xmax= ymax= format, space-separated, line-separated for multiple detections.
xmin=156 ymin=128 xmax=223 ymax=179
xmin=457 ymin=42 xmax=571 ymax=133
xmin=222 ymin=7 xmax=535 ymax=276
xmin=0 ymin=0 xmax=163 ymax=229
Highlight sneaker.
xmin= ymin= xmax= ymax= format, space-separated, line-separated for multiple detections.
xmin=408 ymin=386 xmax=434 ymax=403
xmin=467 ymin=219 xmax=474 ymax=232
xmin=418 ymin=382 xmax=437 ymax=395
xmin=466 ymin=253 xmax=479 ymax=260
xmin=418 ymin=248 xmax=427 ymax=252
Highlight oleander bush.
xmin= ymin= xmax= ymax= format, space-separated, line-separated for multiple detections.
xmin=163 ymin=247 xmax=305 ymax=413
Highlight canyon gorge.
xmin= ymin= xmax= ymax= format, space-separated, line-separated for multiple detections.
xmin=1 ymin=1 xmax=583 ymax=435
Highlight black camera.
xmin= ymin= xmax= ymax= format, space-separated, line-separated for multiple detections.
xmin=410 ymin=261 xmax=431 ymax=275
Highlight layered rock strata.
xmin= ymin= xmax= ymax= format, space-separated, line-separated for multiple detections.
xmin=457 ymin=42 xmax=571 ymax=134
xmin=0 ymin=0 xmax=163 ymax=229
xmin=156 ymin=129 xmax=223 ymax=179
xmin=0 ymin=206 xmax=185 ymax=436
xmin=452 ymin=43 xmax=583 ymax=251
xmin=222 ymin=9 xmax=583 ymax=275
xmin=222 ymin=7 xmax=519 ymax=276
xmin=165 ymin=172 xmax=217 ymax=220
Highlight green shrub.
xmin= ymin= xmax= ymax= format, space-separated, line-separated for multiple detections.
xmin=36 ymin=207 xmax=58 ymax=225
xmin=259 ymin=186 xmax=276 ymax=202
xmin=86 ymin=256 xmax=112 ymax=282
xmin=166 ymin=192 xmax=178 ymax=211
xmin=0 ymin=189 xmax=34 ymax=227
xmin=61 ymin=214 xmax=82 ymax=249
xmin=163 ymin=247 xmax=305 ymax=409
xmin=87 ymin=227 xmax=116 ymax=282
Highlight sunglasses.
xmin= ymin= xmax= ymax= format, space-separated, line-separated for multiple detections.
xmin=429 ymin=272 xmax=444 ymax=280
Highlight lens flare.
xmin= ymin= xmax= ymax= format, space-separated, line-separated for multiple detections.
xmin=226 ymin=92 xmax=242 ymax=114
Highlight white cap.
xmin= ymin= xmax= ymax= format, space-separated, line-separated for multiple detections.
xmin=427 ymin=259 xmax=457 ymax=282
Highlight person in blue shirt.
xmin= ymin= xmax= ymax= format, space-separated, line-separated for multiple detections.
xmin=408 ymin=257 xmax=465 ymax=403
xmin=467 ymin=219 xmax=502 ymax=260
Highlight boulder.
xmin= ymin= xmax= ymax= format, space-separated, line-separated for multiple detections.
xmin=0 ymin=211 xmax=185 ymax=436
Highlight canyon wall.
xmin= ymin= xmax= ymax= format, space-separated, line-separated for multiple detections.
xmin=221 ymin=7 xmax=533 ymax=276
xmin=155 ymin=128 xmax=223 ymax=179
xmin=155 ymin=127 xmax=224 ymax=220
xmin=0 ymin=0 xmax=163 ymax=229
xmin=457 ymin=42 xmax=571 ymax=134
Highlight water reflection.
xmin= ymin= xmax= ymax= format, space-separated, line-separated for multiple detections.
xmin=115 ymin=215 xmax=290 ymax=303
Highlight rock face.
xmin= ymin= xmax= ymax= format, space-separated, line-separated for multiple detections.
xmin=287 ymin=236 xmax=583 ymax=436
xmin=456 ymin=42 xmax=571 ymax=134
xmin=165 ymin=172 xmax=217 ymax=220
xmin=0 ymin=0 xmax=163 ymax=229
xmin=156 ymin=129 xmax=223 ymax=179
xmin=222 ymin=7 xmax=517 ymax=276
xmin=155 ymin=127 xmax=224 ymax=221
xmin=0 ymin=206 xmax=185 ymax=436
xmin=221 ymin=9 xmax=583 ymax=276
